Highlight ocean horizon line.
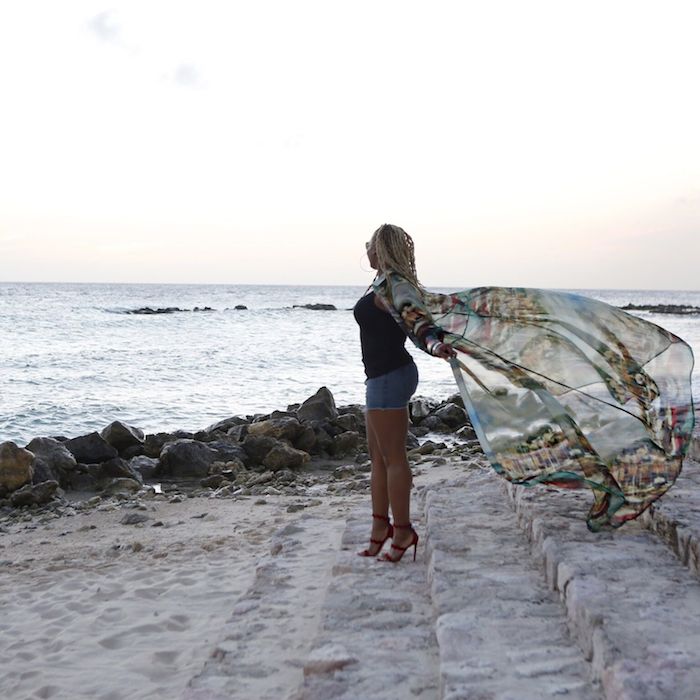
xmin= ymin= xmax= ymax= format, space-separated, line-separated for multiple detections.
xmin=1 ymin=279 xmax=699 ymax=293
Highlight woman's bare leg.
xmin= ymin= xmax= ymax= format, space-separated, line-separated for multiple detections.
xmin=366 ymin=407 xmax=414 ymax=550
xmin=363 ymin=411 xmax=390 ymax=553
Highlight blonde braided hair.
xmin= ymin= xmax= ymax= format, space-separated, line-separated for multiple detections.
xmin=371 ymin=223 xmax=425 ymax=294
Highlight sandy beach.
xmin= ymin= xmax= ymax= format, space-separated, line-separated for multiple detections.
xmin=2 ymin=396 xmax=699 ymax=700
xmin=0 ymin=484 xmax=368 ymax=700
xmin=0 ymin=386 xmax=474 ymax=699
xmin=4 ymin=450 xmax=700 ymax=700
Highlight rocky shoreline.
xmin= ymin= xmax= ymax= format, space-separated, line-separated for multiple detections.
xmin=114 ymin=303 xmax=339 ymax=314
xmin=0 ymin=387 xmax=479 ymax=530
xmin=111 ymin=301 xmax=700 ymax=317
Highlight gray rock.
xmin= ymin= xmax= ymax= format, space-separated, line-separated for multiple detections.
xmin=319 ymin=419 xmax=343 ymax=437
xmin=274 ymin=469 xmax=296 ymax=484
xmin=269 ymin=410 xmax=296 ymax=420
xmin=100 ymin=421 xmax=145 ymax=452
xmin=335 ymin=413 xmax=361 ymax=433
xmin=247 ymin=417 xmax=303 ymax=442
xmin=243 ymin=435 xmax=279 ymax=464
xmin=121 ymin=444 xmax=146 ymax=459
xmin=331 ymin=431 xmax=361 ymax=457
xmin=409 ymin=397 xmax=436 ymax=422
xmin=30 ymin=457 xmax=57 ymax=485
xmin=297 ymin=387 xmax=338 ymax=423
xmin=98 ymin=457 xmax=144 ymax=484
xmin=433 ymin=404 xmax=468 ymax=429
xmin=262 ymin=444 xmax=309 ymax=471
xmin=226 ymin=424 xmax=249 ymax=442
xmin=120 ymin=512 xmax=150 ymax=525
xmin=9 ymin=480 xmax=60 ymax=506
xmin=0 ymin=442 xmax=34 ymax=495
xmin=64 ymin=432 xmax=118 ymax=464
xmin=420 ymin=416 xmax=450 ymax=432
xmin=410 ymin=440 xmax=446 ymax=455
xmin=126 ymin=306 xmax=182 ymax=315
xmin=336 ymin=403 xmax=365 ymax=420
xmin=456 ymin=424 xmax=477 ymax=440
xmin=294 ymin=426 xmax=317 ymax=453
xmin=209 ymin=458 xmax=246 ymax=474
xmin=207 ymin=440 xmax=250 ymax=466
xmin=128 ymin=456 xmax=159 ymax=480
xmin=310 ymin=426 xmax=334 ymax=455
xmin=25 ymin=437 xmax=77 ymax=486
xmin=292 ymin=303 xmax=337 ymax=311
xmin=68 ymin=469 xmax=100 ymax=492
xmin=158 ymin=439 xmax=219 ymax=478
xmin=248 ymin=471 xmax=275 ymax=486
xmin=143 ymin=431 xmax=193 ymax=458
xmin=206 ymin=416 xmax=249 ymax=433
xmin=200 ymin=474 xmax=230 ymax=488
xmin=406 ymin=432 xmax=420 ymax=450
xmin=445 ymin=392 xmax=465 ymax=408
xmin=102 ymin=478 xmax=141 ymax=496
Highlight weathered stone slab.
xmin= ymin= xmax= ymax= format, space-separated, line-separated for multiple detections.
xmin=504 ymin=470 xmax=700 ymax=700
xmin=297 ymin=509 xmax=440 ymax=699
xmin=641 ymin=459 xmax=700 ymax=580
xmin=422 ymin=472 xmax=599 ymax=700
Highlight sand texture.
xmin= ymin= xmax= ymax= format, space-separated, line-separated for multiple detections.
xmin=3 ymin=451 xmax=700 ymax=700
xmin=0 ymin=492 xmax=363 ymax=700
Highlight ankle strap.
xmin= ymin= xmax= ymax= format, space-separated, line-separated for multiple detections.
xmin=393 ymin=522 xmax=413 ymax=529
xmin=372 ymin=513 xmax=391 ymax=522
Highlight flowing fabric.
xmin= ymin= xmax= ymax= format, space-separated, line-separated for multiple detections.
xmin=373 ymin=273 xmax=696 ymax=531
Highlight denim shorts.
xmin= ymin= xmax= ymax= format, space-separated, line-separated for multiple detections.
xmin=365 ymin=361 xmax=419 ymax=410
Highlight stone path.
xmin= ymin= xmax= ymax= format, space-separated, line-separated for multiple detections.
xmin=183 ymin=455 xmax=700 ymax=700
xmin=504 ymin=459 xmax=700 ymax=700
xmin=423 ymin=469 xmax=600 ymax=700
xmin=641 ymin=462 xmax=700 ymax=580
xmin=295 ymin=506 xmax=440 ymax=700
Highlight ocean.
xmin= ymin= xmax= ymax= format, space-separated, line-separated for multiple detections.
xmin=1 ymin=282 xmax=698 ymax=446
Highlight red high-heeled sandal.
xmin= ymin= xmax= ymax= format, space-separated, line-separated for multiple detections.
xmin=381 ymin=523 xmax=419 ymax=563
xmin=357 ymin=514 xmax=394 ymax=557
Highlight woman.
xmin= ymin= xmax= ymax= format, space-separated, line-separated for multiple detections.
xmin=353 ymin=224 xmax=456 ymax=563
xmin=355 ymin=224 xmax=694 ymax=545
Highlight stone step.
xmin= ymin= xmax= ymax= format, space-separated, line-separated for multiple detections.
xmin=641 ymin=459 xmax=700 ymax=579
xmin=421 ymin=470 xmax=601 ymax=700
xmin=504 ymin=471 xmax=700 ymax=700
xmin=295 ymin=506 xmax=440 ymax=699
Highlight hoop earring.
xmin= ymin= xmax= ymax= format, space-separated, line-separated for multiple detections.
xmin=359 ymin=253 xmax=373 ymax=273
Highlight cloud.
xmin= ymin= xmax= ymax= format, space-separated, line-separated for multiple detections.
xmin=87 ymin=10 xmax=121 ymax=43
xmin=0 ymin=232 xmax=26 ymax=256
xmin=173 ymin=63 xmax=201 ymax=88
xmin=86 ymin=12 xmax=202 ymax=89
xmin=674 ymin=190 xmax=700 ymax=207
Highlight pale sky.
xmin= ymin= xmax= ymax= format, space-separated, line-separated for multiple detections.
xmin=1 ymin=0 xmax=699 ymax=289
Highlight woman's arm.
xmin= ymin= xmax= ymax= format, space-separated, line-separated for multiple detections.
xmin=374 ymin=272 xmax=456 ymax=359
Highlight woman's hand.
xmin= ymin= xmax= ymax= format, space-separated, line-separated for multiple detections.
xmin=433 ymin=342 xmax=457 ymax=360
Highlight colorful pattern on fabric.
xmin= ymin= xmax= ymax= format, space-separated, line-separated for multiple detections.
xmin=373 ymin=273 xmax=696 ymax=532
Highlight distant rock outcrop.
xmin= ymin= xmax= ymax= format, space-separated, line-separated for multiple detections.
xmin=122 ymin=306 xmax=215 ymax=314
xmin=292 ymin=303 xmax=337 ymax=311
xmin=620 ymin=303 xmax=700 ymax=315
